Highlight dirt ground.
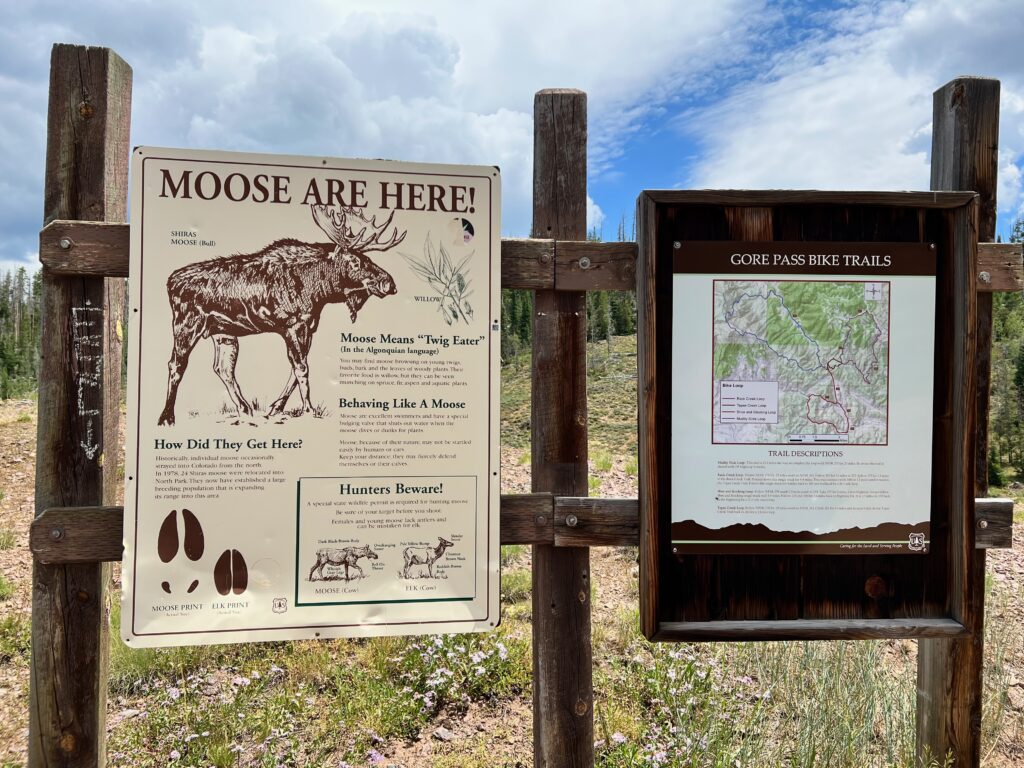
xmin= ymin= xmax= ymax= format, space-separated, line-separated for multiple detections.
xmin=1 ymin=399 xmax=1022 ymax=765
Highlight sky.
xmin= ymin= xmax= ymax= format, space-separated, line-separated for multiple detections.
xmin=3 ymin=0 xmax=1024 ymax=274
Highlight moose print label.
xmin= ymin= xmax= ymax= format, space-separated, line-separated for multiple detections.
xmin=123 ymin=148 xmax=500 ymax=646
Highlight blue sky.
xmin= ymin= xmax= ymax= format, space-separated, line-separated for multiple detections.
xmin=3 ymin=0 xmax=1024 ymax=273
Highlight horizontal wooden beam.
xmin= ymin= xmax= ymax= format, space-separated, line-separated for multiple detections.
xmin=39 ymin=220 xmax=130 ymax=276
xmin=30 ymin=506 xmax=124 ymax=564
xmin=38 ymin=221 xmax=640 ymax=291
xmin=652 ymin=618 xmax=969 ymax=642
xmin=554 ymin=497 xmax=638 ymax=547
xmin=31 ymin=495 xmax=1012 ymax=564
xmin=40 ymin=218 xmax=1022 ymax=295
xmin=978 ymin=242 xmax=1023 ymax=292
xmin=641 ymin=189 xmax=979 ymax=208
xmin=975 ymin=497 xmax=1014 ymax=549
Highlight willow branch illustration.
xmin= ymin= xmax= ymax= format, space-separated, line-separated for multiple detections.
xmin=402 ymin=236 xmax=474 ymax=325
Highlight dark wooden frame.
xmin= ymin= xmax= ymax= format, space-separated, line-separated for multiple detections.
xmin=637 ymin=190 xmax=979 ymax=642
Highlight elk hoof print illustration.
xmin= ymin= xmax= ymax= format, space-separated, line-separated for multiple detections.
xmin=401 ymin=537 xmax=454 ymax=580
xmin=158 ymin=203 xmax=406 ymax=426
xmin=308 ymin=544 xmax=379 ymax=582
xmin=156 ymin=509 xmax=205 ymax=593
xmin=214 ymin=549 xmax=249 ymax=595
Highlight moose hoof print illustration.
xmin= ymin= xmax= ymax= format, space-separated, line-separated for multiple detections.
xmin=157 ymin=509 xmax=204 ymax=594
xmin=307 ymin=544 xmax=378 ymax=582
xmin=157 ymin=203 xmax=407 ymax=426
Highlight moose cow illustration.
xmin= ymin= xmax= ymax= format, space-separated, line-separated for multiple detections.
xmin=402 ymin=537 xmax=454 ymax=579
xmin=308 ymin=544 xmax=379 ymax=582
xmin=158 ymin=204 xmax=406 ymax=425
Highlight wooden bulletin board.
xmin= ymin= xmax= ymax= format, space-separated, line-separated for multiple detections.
xmin=637 ymin=191 xmax=978 ymax=641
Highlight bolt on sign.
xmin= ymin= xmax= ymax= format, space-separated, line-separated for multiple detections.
xmin=123 ymin=148 xmax=500 ymax=646
xmin=638 ymin=191 xmax=977 ymax=642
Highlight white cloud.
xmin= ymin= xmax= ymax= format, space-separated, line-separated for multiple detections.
xmin=684 ymin=0 xmax=1024 ymax=231
xmin=586 ymin=196 xmax=605 ymax=234
xmin=0 ymin=0 xmax=775 ymax=268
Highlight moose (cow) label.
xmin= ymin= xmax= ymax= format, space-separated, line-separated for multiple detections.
xmin=123 ymin=148 xmax=500 ymax=646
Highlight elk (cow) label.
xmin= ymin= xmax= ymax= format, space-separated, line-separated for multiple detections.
xmin=123 ymin=148 xmax=500 ymax=646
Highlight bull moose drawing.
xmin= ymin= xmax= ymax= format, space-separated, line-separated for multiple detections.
xmin=158 ymin=204 xmax=406 ymax=426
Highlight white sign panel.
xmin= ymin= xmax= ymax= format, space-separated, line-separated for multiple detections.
xmin=672 ymin=241 xmax=936 ymax=554
xmin=123 ymin=147 xmax=500 ymax=646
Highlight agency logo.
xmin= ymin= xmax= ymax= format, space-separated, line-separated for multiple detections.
xmin=272 ymin=597 xmax=288 ymax=614
xmin=908 ymin=532 xmax=926 ymax=552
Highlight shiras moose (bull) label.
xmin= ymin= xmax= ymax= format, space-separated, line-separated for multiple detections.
xmin=123 ymin=148 xmax=500 ymax=647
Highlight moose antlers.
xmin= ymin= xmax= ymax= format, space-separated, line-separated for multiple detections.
xmin=311 ymin=204 xmax=406 ymax=253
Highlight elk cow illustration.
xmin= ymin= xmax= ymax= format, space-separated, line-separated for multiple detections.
xmin=403 ymin=537 xmax=454 ymax=579
xmin=308 ymin=544 xmax=379 ymax=582
xmin=157 ymin=204 xmax=406 ymax=425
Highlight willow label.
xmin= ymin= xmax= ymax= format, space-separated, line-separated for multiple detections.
xmin=672 ymin=242 xmax=935 ymax=554
xmin=123 ymin=148 xmax=500 ymax=646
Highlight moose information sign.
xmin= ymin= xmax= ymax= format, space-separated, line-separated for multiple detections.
xmin=123 ymin=148 xmax=500 ymax=646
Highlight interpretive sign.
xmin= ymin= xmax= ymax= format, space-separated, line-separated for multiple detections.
xmin=673 ymin=241 xmax=936 ymax=554
xmin=123 ymin=147 xmax=500 ymax=646
xmin=638 ymin=190 xmax=977 ymax=642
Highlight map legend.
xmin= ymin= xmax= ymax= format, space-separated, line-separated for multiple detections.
xmin=719 ymin=380 xmax=779 ymax=423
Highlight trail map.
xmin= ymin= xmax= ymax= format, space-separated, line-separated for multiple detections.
xmin=712 ymin=280 xmax=889 ymax=445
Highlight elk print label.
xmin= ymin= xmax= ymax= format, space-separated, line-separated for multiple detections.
xmin=123 ymin=147 xmax=500 ymax=646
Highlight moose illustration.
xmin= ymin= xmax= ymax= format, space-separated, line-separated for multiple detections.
xmin=308 ymin=544 xmax=379 ymax=582
xmin=402 ymin=537 xmax=454 ymax=579
xmin=157 ymin=204 xmax=406 ymax=425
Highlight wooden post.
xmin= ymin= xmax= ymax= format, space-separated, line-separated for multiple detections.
xmin=531 ymin=89 xmax=593 ymax=767
xmin=29 ymin=44 xmax=131 ymax=767
xmin=917 ymin=76 xmax=999 ymax=767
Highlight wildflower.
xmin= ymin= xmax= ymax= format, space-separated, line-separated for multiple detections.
xmin=475 ymin=666 xmax=485 ymax=676
xmin=496 ymin=642 xmax=508 ymax=660
xmin=470 ymin=651 xmax=486 ymax=664
xmin=232 ymin=676 xmax=251 ymax=687
xmin=167 ymin=687 xmax=181 ymax=701
xmin=169 ymin=749 xmax=181 ymax=761
xmin=367 ymin=748 xmax=385 ymax=764
xmin=612 ymin=732 xmax=627 ymax=744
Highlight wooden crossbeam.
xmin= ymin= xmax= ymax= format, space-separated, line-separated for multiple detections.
xmin=41 ymin=219 xmax=1022 ymax=293
xmin=29 ymin=496 xmax=1013 ymax=565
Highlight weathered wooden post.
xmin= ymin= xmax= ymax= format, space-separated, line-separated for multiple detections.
xmin=29 ymin=44 xmax=131 ymax=766
xmin=531 ymin=89 xmax=594 ymax=767
xmin=917 ymin=76 xmax=1000 ymax=767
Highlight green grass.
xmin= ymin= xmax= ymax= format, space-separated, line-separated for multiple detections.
xmin=592 ymin=449 xmax=613 ymax=473
xmin=0 ymin=573 xmax=13 ymax=601
xmin=107 ymin=593 xmax=531 ymax=767
xmin=624 ymin=455 xmax=638 ymax=477
xmin=0 ymin=528 xmax=15 ymax=550
xmin=0 ymin=614 xmax=30 ymax=664
xmin=500 ymin=569 xmax=531 ymax=604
